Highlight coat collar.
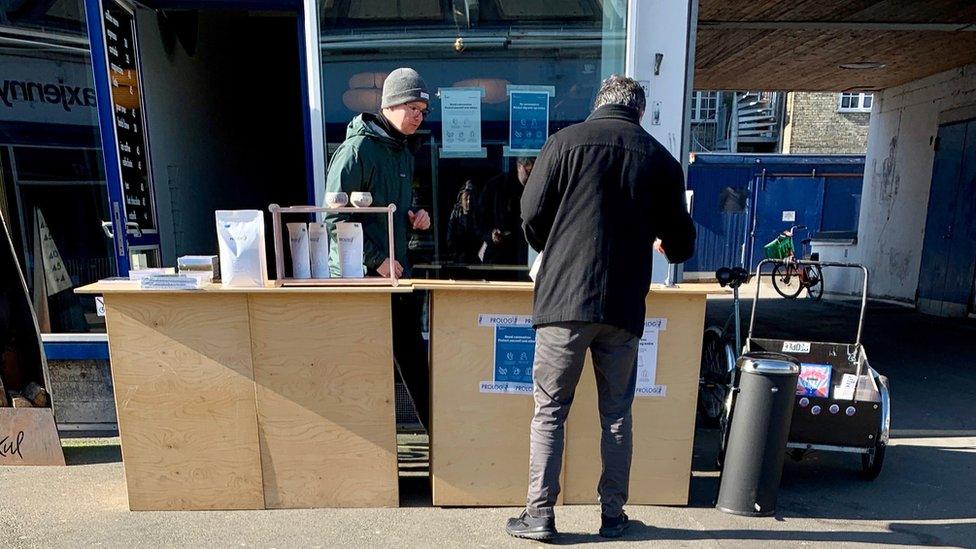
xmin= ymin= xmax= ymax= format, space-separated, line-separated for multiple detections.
xmin=586 ymin=104 xmax=642 ymax=124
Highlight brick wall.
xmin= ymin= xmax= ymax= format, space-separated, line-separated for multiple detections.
xmin=783 ymin=92 xmax=870 ymax=154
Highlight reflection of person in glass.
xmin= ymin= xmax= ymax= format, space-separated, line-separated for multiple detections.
xmin=446 ymin=181 xmax=482 ymax=263
xmin=478 ymin=157 xmax=534 ymax=265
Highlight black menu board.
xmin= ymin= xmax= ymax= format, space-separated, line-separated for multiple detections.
xmin=102 ymin=1 xmax=156 ymax=231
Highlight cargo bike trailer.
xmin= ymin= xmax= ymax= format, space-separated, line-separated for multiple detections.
xmin=717 ymin=260 xmax=891 ymax=480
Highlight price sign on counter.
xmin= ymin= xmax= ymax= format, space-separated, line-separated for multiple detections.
xmin=102 ymin=0 xmax=156 ymax=231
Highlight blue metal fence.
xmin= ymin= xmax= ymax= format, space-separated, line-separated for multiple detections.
xmin=686 ymin=154 xmax=865 ymax=274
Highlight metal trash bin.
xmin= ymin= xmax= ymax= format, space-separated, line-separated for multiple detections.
xmin=717 ymin=351 xmax=800 ymax=517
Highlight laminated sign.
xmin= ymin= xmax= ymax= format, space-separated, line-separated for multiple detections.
xmin=635 ymin=318 xmax=668 ymax=398
xmin=478 ymin=314 xmax=535 ymax=395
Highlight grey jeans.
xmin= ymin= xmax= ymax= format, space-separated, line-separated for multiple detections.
xmin=525 ymin=321 xmax=640 ymax=519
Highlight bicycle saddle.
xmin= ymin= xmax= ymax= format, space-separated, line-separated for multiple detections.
xmin=715 ymin=266 xmax=750 ymax=288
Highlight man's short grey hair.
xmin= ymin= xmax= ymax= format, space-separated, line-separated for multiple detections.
xmin=593 ymin=75 xmax=646 ymax=113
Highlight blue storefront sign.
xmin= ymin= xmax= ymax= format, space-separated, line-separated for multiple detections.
xmin=493 ymin=325 xmax=536 ymax=385
xmin=508 ymin=90 xmax=550 ymax=153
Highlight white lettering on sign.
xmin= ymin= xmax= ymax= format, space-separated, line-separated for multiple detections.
xmin=478 ymin=314 xmax=533 ymax=327
xmin=782 ymin=341 xmax=811 ymax=353
xmin=95 ymin=296 xmax=105 ymax=317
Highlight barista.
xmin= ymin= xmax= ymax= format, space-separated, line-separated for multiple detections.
xmin=324 ymin=67 xmax=432 ymax=428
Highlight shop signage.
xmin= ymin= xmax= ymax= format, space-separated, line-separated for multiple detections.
xmin=507 ymin=88 xmax=551 ymax=155
xmin=0 ymin=56 xmax=98 ymax=126
xmin=439 ymin=88 xmax=486 ymax=158
xmin=33 ymin=209 xmax=72 ymax=297
xmin=102 ymin=0 xmax=156 ymax=231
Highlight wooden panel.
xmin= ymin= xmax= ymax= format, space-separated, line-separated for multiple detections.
xmin=76 ymin=281 xmax=412 ymax=295
xmin=696 ymin=28 xmax=976 ymax=92
xmin=0 ymin=408 xmax=65 ymax=466
xmin=249 ymin=293 xmax=398 ymax=508
xmin=429 ymin=290 xmax=564 ymax=506
xmin=103 ymin=294 xmax=264 ymax=511
xmin=564 ymin=294 xmax=706 ymax=505
xmin=699 ymin=0 xmax=976 ymax=23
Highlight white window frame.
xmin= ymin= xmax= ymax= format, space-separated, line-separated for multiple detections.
xmin=838 ymin=92 xmax=873 ymax=113
xmin=691 ymin=91 xmax=719 ymax=122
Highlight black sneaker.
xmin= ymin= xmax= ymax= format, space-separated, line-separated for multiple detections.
xmin=599 ymin=512 xmax=629 ymax=538
xmin=506 ymin=510 xmax=557 ymax=541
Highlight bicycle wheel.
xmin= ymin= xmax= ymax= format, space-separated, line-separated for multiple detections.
xmin=697 ymin=327 xmax=733 ymax=427
xmin=805 ymin=265 xmax=824 ymax=301
xmin=772 ymin=262 xmax=803 ymax=298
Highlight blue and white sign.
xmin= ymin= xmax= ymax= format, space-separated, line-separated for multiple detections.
xmin=479 ymin=314 xmax=536 ymax=394
xmin=507 ymin=90 xmax=550 ymax=154
xmin=494 ymin=325 xmax=535 ymax=385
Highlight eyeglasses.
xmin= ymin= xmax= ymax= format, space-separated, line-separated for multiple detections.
xmin=403 ymin=104 xmax=430 ymax=118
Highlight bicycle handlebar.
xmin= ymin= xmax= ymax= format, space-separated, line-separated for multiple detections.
xmin=747 ymin=259 xmax=869 ymax=347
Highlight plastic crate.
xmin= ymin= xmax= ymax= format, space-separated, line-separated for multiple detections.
xmin=763 ymin=236 xmax=793 ymax=260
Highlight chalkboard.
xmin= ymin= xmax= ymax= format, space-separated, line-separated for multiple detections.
xmin=102 ymin=0 xmax=156 ymax=231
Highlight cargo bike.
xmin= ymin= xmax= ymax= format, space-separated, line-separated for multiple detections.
xmin=717 ymin=260 xmax=891 ymax=480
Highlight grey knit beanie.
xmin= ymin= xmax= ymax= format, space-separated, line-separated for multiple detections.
xmin=381 ymin=68 xmax=429 ymax=109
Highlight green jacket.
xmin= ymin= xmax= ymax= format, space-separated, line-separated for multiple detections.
xmin=325 ymin=114 xmax=415 ymax=277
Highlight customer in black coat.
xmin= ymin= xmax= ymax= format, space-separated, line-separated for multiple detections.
xmin=506 ymin=75 xmax=695 ymax=542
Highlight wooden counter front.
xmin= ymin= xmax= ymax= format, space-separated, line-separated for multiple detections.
xmin=415 ymin=280 xmax=721 ymax=507
xmin=77 ymin=282 xmax=406 ymax=510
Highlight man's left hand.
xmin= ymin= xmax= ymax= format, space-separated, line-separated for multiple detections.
xmin=408 ymin=209 xmax=431 ymax=230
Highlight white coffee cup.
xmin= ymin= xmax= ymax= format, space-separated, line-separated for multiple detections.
xmin=350 ymin=191 xmax=373 ymax=207
xmin=325 ymin=192 xmax=348 ymax=208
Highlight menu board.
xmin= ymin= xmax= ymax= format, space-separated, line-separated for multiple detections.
xmin=102 ymin=0 xmax=156 ymax=231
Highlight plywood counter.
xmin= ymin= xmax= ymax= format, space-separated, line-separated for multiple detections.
xmin=76 ymin=281 xmax=407 ymax=511
xmin=413 ymin=280 xmax=723 ymax=507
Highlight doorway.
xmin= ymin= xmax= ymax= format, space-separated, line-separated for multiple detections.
xmin=918 ymin=118 xmax=976 ymax=317
xmin=86 ymin=0 xmax=311 ymax=275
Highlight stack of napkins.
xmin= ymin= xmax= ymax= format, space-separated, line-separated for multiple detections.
xmin=129 ymin=267 xmax=176 ymax=280
xmin=140 ymin=274 xmax=205 ymax=290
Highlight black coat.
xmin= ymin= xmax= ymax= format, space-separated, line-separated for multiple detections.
xmin=521 ymin=104 xmax=696 ymax=337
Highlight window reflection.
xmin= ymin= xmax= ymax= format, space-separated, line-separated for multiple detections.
xmin=320 ymin=0 xmax=627 ymax=280
xmin=0 ymin=0 xmax=115 ymax=333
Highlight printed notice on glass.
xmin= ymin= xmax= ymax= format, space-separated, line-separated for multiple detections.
xmin=635 ymin=319 xmax=667 ymax=398
xmin=479 ymin=314 xmax=536 ymax=395
xmin=507 ymin=90 xmax=550 ymax=154
xmin=440 ymin=88 xmax=486 ymax=158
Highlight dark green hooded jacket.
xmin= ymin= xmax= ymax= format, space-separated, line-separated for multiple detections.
xmin=325 ymin=113 xmax=415 ymax=276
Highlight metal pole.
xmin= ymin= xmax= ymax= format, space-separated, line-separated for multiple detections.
xmin=388 ymin=204 xmax=397 ymax=286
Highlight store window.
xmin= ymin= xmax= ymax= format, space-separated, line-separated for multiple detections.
xmin=319 ymin=0 xmax=628 ymax=280
xmin=838 ymin=92 xmax=873 ymax=113
xmin=0 ymin=0 xmax=115 ymax=333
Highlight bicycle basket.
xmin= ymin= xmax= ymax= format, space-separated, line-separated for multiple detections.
xmin=763 ymin=235 xmax=793 ymax=260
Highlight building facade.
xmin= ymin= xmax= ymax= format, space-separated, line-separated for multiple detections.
xmin=781 ymin=92 xmax=872 ymax=154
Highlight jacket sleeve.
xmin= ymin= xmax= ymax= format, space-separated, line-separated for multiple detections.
xmin=654 ymin=157 xmax=697 ymax=264
xmin=520 ymin=140 xmax=562 ymax=252
xmin=324 ymin=142 xmax=386 ymax=272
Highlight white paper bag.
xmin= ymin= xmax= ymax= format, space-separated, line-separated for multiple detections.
xmin=308 ymin=222 xmax=331 ymax=279
xmin=287 ymin=222 xmax=311 ymax=279
xmin=336 ymin=222 xmax=365 ymax=278
xmin=215 ymin=210 xmax=268 ymax=287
